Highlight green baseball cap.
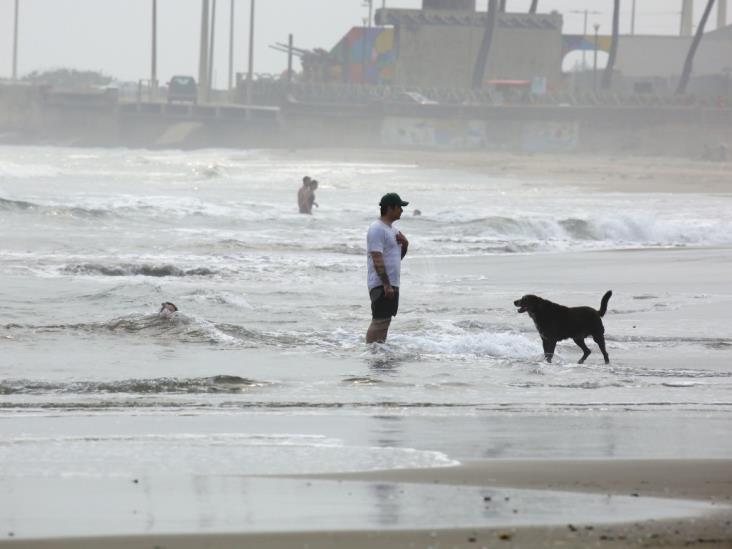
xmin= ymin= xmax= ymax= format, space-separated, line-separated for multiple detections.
xmin=379 ymin=192 xmax=409 ymax=207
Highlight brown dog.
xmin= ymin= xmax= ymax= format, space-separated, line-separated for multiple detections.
xmin=514 ymin=291 xmax=612 ymax=364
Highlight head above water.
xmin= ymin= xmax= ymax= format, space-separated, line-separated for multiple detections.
xmin=159 ymin=301 xmax=178 ymax=318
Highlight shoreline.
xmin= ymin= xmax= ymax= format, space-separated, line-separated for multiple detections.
xmin=270 ymin=148 xmax=732 ymax=194
xmin=4 ymin=459 xmax=731 ymax=548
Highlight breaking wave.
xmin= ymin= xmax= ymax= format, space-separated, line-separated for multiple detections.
xmin=62 ymin=263 xmax=217 ymax=277
xmin=0 ymin=375 xmax=269 ymax=396
xmin=429 ymin=214 xmax=732 ymax=250
xmin=0 ymin=197 xmax=109 ymax=219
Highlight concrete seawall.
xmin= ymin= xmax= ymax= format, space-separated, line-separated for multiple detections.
xmin=1 ymin=83 xmax=729 ymax=156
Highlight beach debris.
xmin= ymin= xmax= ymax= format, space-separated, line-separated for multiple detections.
xmin=567 ymin=524 xmax=578 ymax=532
xmin=498 ymin=532 xmax=512 ymax=541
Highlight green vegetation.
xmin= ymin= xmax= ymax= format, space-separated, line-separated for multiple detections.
xmin=22 ymin=68 xmax=113 ymax=88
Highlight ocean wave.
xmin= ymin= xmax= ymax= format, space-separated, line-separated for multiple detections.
xmin=0 ymin=161 xmax=60 ymax=178
xmin=0 ymin=197 xmax=109 ymax=218
xmin=62 ymin=263 xmax=217 ymax=277
xmin=429 ymin=214 xmax=732 ymax=249
xmin=0 ymin=375 xmax=270 ymax=396
xmin=2 ymin=314 xmax=303 ymax=348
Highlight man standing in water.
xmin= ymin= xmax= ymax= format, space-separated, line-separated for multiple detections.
xmin=298 ymin=176 xmax=312 ymax=214
xmin=366 ymin=192 xmax=409 ymax=343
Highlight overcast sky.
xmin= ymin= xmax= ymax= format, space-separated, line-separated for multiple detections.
xmin=0 ymin=0 xmax=727 ymax=86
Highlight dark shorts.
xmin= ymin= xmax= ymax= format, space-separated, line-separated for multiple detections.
xmin=370 ymin=286 xmax=399 ymax=319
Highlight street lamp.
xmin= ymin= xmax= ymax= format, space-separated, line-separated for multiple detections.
xmin=568 ymin=10 xmax=601 ymax=71
xmin=593 ymin=23 xmax=600 ymax=92
xmin=228 ymin=0 xmax=235 ymax=91
xmin=631 ymin=0 xmax=637 ymax=35
xmin=12 ymin=0 xmax=19 ymax=80
xmin=246 ymin=0 xmax=255 ymax=113
xmin=151 ymin=0 xmax=158 ymax=99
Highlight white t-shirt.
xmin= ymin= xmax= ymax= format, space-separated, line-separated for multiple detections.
xmin=366 ymin=220 xmax=402 ymax=290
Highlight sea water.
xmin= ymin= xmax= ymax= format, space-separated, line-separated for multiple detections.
xmin=1 ymin=146 xmax=732 ymax=521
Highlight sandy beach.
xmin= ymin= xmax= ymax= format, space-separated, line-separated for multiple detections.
xmin=272 ymin=148 xmax=732 ymax=194
xmin=3 ymin=459 xmax=731 ymax=548
xmin=1 ymin=147 xmax=731 ymax=548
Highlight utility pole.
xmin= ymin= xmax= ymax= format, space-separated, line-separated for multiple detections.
xmin=287 ymin=33 xmax=294 ymax=84
xmin=569 ymin=10 xmax=599 ymax=70
xmin=246 ymin=0 xmax=255 ymax=112
xmin=228 ymin=0 xmax=235 ymax=91
xmin=593 ymin=23 xmax=600 ymax=92
xmin=583 ymin=10 xmax=588 ymax=69
xmin=719 ymin=0 xmax=727 ymax=29
xmin=366 ymin=0 xmax=373 ymax=27
xmin=198 ymin=0 xmax=210 ymax=103
xmin=12 ymin=0 xmax=19 ymax=80
xmin=208 ymin=0 xmax=217 ymax=93
xmin=151 ymin=0 xmax=158 ymax=99
xmin=631 ymin=0 xmax=637 ymax=34
xmin=680 ymin=0 xmax=694 ymax=36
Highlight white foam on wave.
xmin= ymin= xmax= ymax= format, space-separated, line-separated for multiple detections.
xmin=2 ymin=432 xmax=458 ymax=477
xmin=391 ymin=331 xmax=541 ymax=358
xmin=0 ymin=160 xmax=61 ymax=178
xmin=422 ymin=211 xmax=732 ymax=251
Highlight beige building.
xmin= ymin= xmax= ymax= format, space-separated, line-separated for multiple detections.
xmin=613 ymin=25 xmax=732 ymax=80
xmin=376 ymin=3 xmax=563 ymax=90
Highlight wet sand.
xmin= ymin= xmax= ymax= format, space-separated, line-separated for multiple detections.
xmin=3 ymin=459 xmax=731 ymax=548
xmin=274 ymin=148 xmax=732 ymax=194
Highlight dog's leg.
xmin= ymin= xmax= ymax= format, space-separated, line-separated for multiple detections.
xmin=542 ymin=339 xmax=556 ymax=363
xmin=573 ymin=337 xmax=591 ymax=364
xmin=593 ymin=334 xmax=610 ymax=364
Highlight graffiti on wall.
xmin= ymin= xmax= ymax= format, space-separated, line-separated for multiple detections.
xmin=330 ymin=28 xmax=396 ymax=85
xmin=382 ymin=117 xmax=488 ymax=149
xmin=522 ymin=121 xmax=579 ymax=153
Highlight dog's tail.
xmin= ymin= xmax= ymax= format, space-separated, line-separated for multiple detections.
xmin=598 ymin=290 xmax=612 ymax=317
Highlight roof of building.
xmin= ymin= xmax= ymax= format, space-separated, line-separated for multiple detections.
xmin=375 ymin=9 xmax=562 ymax=30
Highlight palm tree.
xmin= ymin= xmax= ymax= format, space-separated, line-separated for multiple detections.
xmin=676 ymin=0 xmax=717 ymax=95
xmin=601 ymin=0 xmax=620 ymax=89
xmin=529 ymin=0 xmax=538 ymax=13
xmin=472 ymin=0 xmax=499 ymax=89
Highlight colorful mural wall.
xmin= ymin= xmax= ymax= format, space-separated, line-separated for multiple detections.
xmin=330 ymin=27 xmax=396 ymax=85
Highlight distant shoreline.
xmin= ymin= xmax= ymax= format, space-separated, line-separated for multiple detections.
xmin=270 ymin=148 xmax=732 ymax=194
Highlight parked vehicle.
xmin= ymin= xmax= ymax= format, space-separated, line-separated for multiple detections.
xmin=167 ymin=75 xmax=197 ymax=104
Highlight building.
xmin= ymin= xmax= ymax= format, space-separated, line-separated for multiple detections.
xmin=375 ymin=1 xmax=563 ymax=90
xmin=318 ymin=1 xmax=562 ymax=90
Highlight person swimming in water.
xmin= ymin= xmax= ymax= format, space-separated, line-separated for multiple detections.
xmin=159 ymin=302 xmax=178 ymax=318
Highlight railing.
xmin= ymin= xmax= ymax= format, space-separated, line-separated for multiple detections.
xmin=235 ymin=79 xmax=731 ymax=110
